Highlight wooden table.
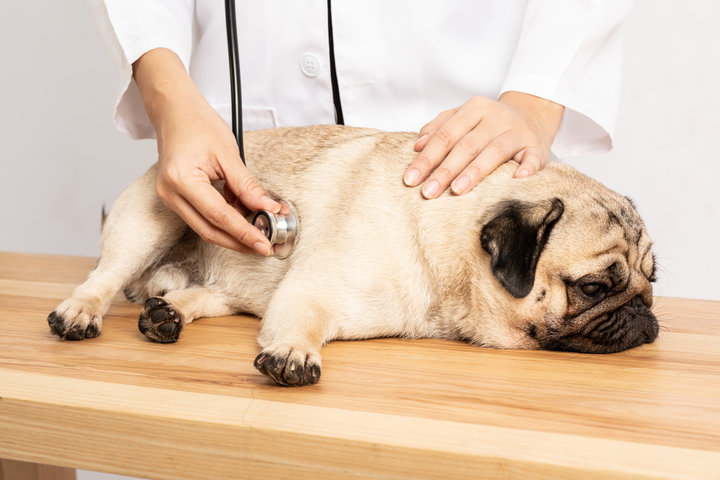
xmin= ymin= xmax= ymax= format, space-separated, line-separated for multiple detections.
xmin=0 ymin=252 xmax=718 ymax=480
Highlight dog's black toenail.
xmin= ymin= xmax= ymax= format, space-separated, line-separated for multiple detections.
xmin=308 ymin=364 xmax=321 ymax=385
xmin=266 ymin=354 xmax=285 ymax=373
xmin=65 ymin=325 xmax=85 ymax=341
xmin=254 ymin=353 xmax=269 ymax=373
xmin=47 ymin=312 xmax=65 ymax=337
xmin=48 ymin=311 xmax=61 ymax=326
xmin=85 ymin=323 xmax=100 ymax=339
xmin=284 ymin=362 xmax=302 ymax=385
xmin=254 ymin=352 xmax=268 ymax=365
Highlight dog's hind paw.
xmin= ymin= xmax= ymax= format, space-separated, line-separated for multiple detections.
xmin=138 ymin=297 xmax=184 ymax=343
xmin=254 ymin=345 xmax=322 ymax=386
xmin=47 ymin=299 xmax=102 ymax=340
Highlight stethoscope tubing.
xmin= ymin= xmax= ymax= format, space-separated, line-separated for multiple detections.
xmin=224 ymin=0 xmax=245 ymax=163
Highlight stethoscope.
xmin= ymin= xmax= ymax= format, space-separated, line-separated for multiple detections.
xmin=224 ymin=0 xmax=299 ymax=259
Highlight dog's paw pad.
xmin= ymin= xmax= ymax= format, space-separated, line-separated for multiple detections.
xmin=47 ymin=301 xmax=103 ymax=341
xmin=138 ymin=297 xmax=183 ymax=343
xmin=254 ymin=347 xmax=321 ymax=386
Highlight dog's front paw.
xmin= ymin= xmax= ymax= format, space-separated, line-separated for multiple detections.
xmin=47 ymin=299 xmax=102 ymax=340
xmin=138 ymin=297 xmax=184 ymax=343
xmin=254 ymin=345 xmax=322 ymax=386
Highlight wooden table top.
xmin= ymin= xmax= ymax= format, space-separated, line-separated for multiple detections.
xmin=0 ymin=252 xmax=718 ymax=480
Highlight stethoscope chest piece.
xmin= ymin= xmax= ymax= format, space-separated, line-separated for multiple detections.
xmin=251 ymin=200 xmax=299 ymax=259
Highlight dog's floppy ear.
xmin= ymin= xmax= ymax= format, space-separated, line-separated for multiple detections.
xmin=480 ymin=198 xmax=564 ymax=298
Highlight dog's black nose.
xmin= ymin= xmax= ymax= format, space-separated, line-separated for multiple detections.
xmin=629 ymin=296 xmax=659 ymax=345
xmin=643 ymin=314 xmax=659 ymax=344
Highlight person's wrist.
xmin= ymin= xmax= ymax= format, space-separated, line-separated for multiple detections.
xmin=498 ymin=91 xmax=564 ymax=145
xmin=144 ymin=78 xmax=200 ymax=136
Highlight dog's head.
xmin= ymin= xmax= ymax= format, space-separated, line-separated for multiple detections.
xmin=476 ymin=167 xmax=658 ymax=354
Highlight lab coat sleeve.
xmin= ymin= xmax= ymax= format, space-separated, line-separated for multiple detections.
xmin=90 ymin=0 xmax=195 ymax=139
xmin=499 ymin=0 xmax=632 ymax=158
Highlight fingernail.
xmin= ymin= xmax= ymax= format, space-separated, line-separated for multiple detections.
xmin=515 ymin=168 xmax=530 ymax=178
xmin=414 ymin=134 xmax=430 ymax=152
xmin=404 ymin=168 xmax=421 ymax=186
xmin=253 ymin=241 xmax=271 ymax=256
xmin=422 ymin=179 xmax=439 ymax=199
xmin=451 ymin=176 xmax=470 ymax=195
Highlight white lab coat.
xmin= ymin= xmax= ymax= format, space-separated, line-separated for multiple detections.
xmin=92 ymin=0 xmax=631 ymax=158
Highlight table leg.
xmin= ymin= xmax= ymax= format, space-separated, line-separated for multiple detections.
xmin=0 ymin=459 xmax=76 ymax=480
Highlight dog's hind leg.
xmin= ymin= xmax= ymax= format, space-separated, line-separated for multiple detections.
xmin=48 ymin=165 xmax=187 ymax=340
xmin=123 ymin=250 xmax=195 ymax=303
xmin=137 ymin=287 xmax=238 ymax=343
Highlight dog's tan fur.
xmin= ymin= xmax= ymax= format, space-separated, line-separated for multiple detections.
xmin=48 ymin=125 xmax=658 ymax=386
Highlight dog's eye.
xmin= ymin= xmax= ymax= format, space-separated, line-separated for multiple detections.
xmin=580 ymin=283 xmax=605 ymax=298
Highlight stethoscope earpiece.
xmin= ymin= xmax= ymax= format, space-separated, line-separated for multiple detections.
xmin=250 ymin=200 xmax=299 ymax=259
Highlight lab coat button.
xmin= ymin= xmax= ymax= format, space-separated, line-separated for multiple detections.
xmin=299 ymin=54 xmax=321 ymax=77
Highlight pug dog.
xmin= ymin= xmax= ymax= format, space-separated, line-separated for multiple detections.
xmin=47 ymin=125 xmax=658 ymax=386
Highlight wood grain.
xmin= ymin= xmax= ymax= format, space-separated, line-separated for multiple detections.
xmin=0 ymin=252 xmax=718 ymax=479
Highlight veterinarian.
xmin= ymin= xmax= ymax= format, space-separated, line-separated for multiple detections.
xmin=92 ymin=0 xmax=630 ymax=256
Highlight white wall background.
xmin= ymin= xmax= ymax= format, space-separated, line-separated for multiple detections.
xmin=566 ymin=0 xmax=720 ymax=301
xmin=0 ymin=1 xmax=717 ymax=478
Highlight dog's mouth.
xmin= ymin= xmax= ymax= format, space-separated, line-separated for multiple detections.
xmin=540 ymin=296 xmax=659 ymax=354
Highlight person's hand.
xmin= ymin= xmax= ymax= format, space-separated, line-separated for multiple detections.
xmin=154 ymin=90 xmax=281 ymax=255
xmin=403 ymin=91 xmax=565 ymax=198
xmin=134 ymin=48 xmax=280 ymax=255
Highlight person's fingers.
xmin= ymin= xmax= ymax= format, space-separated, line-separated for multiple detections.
xmin=407 ymin=94 xmax=559 ymax=197
xmin=162 ymin=191 xmax=259 ymax=254
xmin=404 ymin=104 xmax=483 ymax=188
xmin=420 ymin=126 xmax=493 ymax=199
xmin=221 ymin=154 xmax=281 ymax=214
xmin=451 ymin=130 xmax=526 ymax=195
xmin=414 ymin=108 xmax=459 ymax=152
xmin=223 ymin=183 xmax=251 ymax=217
xmin=178 ymin=180 xmax=273 ymax=255
xmin=222 ymin=182 xmax=237 ymax=204
xmin=414 ymin=133 xmax=431 ymax=153
xmin=513 ymin=148 xmax=545 ymax=178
